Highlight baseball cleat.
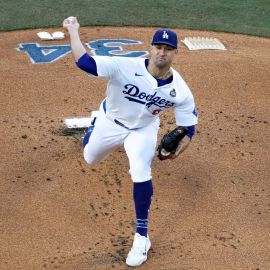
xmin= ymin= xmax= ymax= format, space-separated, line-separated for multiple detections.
xmin=126 ymin=233 xmax=151 ymax=267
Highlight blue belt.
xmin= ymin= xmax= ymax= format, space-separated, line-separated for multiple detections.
xmin=114 ymin=119 xmax=139 ymax=130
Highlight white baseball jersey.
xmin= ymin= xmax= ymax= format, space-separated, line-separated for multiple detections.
xmin=92 ymin=56 xmax=198 ymax=129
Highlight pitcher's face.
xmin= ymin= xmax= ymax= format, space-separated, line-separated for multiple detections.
xmin=150 ymin=44 xmax=178 ymax=69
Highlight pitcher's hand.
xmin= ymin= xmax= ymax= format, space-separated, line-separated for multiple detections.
xmin=63 ymin=16 xmax=80 ymax=31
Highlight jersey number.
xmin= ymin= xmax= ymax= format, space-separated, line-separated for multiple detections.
xmin=152 ymin=109 xmax=162 ymax=115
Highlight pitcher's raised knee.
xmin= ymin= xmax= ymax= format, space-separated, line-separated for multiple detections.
xmin=83 ymin=152 xmax=99 ymax=165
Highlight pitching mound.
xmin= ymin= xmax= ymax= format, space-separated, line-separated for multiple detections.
xmin=0 ymin=27 xmax=269 ymax=270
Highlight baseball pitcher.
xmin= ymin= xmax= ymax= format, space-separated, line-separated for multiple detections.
xmin=63 ymin=16 xmax=198 ymax=267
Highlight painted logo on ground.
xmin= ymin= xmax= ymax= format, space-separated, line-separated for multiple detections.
xmin=17 ymin=39 xmax=149 ymax=64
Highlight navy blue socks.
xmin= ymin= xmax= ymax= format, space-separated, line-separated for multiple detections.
xmin=133 ymin=180 xmax=153 ymax=237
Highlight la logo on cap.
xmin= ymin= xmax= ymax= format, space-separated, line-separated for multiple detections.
xmin=162 ymin=31 xmax=169 ymax=39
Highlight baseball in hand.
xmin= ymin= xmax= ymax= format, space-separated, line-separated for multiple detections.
xmin=67 ymin=16 xmax=75 ymax=23
xmin=63 ymin=16 xmax=78 ymax=29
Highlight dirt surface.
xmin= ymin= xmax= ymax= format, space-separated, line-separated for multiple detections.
xmin=0 ymin=26 xmax=269 ymax=270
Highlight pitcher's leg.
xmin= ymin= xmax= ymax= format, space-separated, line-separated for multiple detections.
xmin=124 ymin=120 xmax=159 ymax=182
xmin=126 ymin=180 xmax=153 ymax=267
xmin=124 ymin=124 xmax=158 ymax=234
xmin=124 ymin=121 xmax=159 ymax=267
xmin=83 ymin=106 xmax=128 ymax=165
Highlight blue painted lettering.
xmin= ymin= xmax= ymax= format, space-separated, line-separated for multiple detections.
xmin=17 ymin=43 xmax=71 ymax=64
xmin=87 ymin=39 xmax=148 ymax=57
xmin=17 ymin=39 xmax=149 ymax=63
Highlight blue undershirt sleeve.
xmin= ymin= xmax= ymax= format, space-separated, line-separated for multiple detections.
xmin=76 ymin=53 xmax=98 ymax=76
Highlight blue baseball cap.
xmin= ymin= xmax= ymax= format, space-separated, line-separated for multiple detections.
xmin=151 ymin=29 xmax=178 ymax=48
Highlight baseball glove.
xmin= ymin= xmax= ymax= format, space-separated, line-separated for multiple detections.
xmin=157 ymin=126 xmax=188 ymax=160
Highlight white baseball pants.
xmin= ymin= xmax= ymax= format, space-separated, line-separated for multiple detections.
xmin=83 ymin=103 xmax=160 ymax=183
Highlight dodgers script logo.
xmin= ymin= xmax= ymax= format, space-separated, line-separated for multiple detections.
xmin=122 ymin=84 xmax=175 ymax=110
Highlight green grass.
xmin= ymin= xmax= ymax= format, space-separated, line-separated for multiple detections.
xmin=0 ymin=0 xmax=270 ymax=36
